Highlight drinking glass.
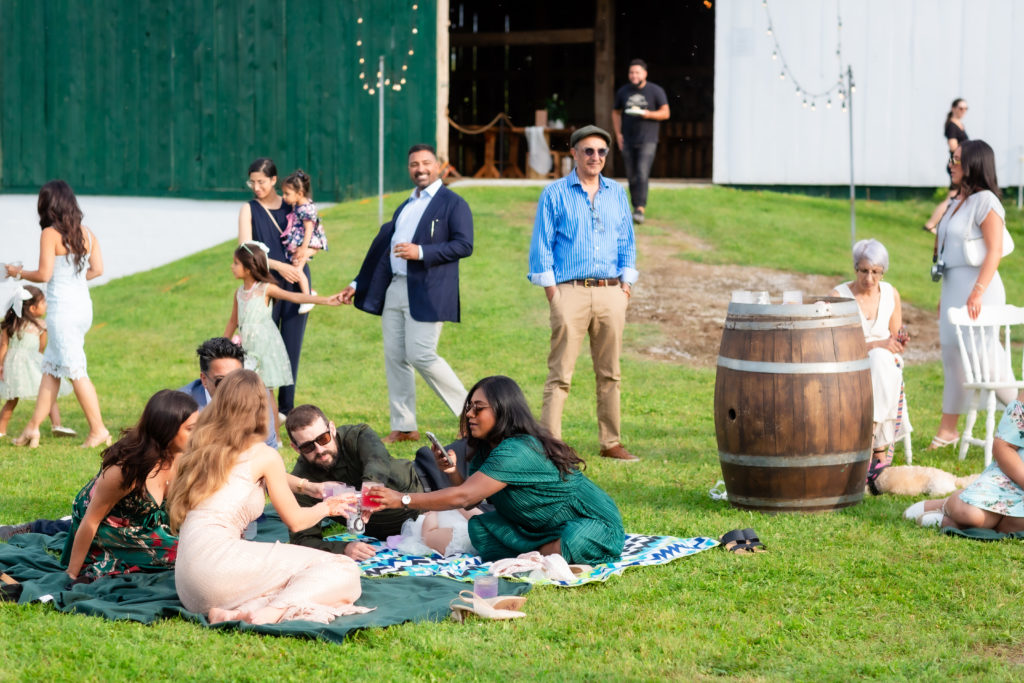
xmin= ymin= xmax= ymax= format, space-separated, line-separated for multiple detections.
xmin=361 ymin=481 xmax=382 ymax=511
xmin=473 ymin=574 xmax=499 ymax=599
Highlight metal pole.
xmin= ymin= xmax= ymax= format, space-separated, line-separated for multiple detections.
xmin=847 ymin=66 xmax=855 ymax=248
xmin=378 ymin=55 xmax=385 ymax=227
xmin=1018 ymin=145 xmax=1023 ymax=211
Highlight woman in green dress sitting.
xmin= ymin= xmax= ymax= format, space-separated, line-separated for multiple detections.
xmin=62 ymin=389 xmax=199 ymax=580
xmin=370 ymin=375 xmax=624 ymax=564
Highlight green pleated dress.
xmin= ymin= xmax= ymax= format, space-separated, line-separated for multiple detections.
xmin=467 ymin=435 xmax=625 ymax=564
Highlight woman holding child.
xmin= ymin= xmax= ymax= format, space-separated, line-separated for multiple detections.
xmin=370 ymin=375 xmax=625 ymax=565
xmin=237 ymin=158 xmax=309 ymax=416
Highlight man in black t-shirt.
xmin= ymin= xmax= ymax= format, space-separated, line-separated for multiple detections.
xmin=612 ymin=59 xmax=670 ymax=224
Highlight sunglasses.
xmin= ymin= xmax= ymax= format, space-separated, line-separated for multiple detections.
xmin=581 ymin=147 xmax=609 ymax=158
xmin=296 ymin=429 xmax=332 ymax=455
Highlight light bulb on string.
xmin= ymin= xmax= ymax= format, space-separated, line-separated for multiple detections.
xmin=359 ymin=57 xmax=365 ymax=64
xmin=400 ymin=78 xmax=406 ymax=84
xmin=779 ymin=72 xmax=785 ymax=80
xmin=385 ymin=78 xmax=391 ymax=85
xmin=368 ymin=88 xmax=375 ymax=95
xmin=412 ymin=28 xmax=418 ymax=34
xmin=408 ymin=49 xmax=414 ymax=56
xmin=826 ymin=99 xmax=832 ymax=109
xmin=795 ymin=87 xmax=801 ymax=97
xmin=412 ymin=3 xmax=418 ymax=9
xmin=810 ymin=102 xmax=816 ymax=111
xmin=850 ymin=84 xmax=856 ymax=93
xmin=766 ymin=27 xmax=772 ymax=35
xmin=357 ymin=17 xmax=363 ymax=23
xmin=402 ymin=64 xmax=408 ymax=71
xmin=802 ymin=99 xmax=808 ymax=108
xmin=356 ymin=40 xmax=362 ymax=46
xmin=771 ymin=51 xmax=777 ymax=60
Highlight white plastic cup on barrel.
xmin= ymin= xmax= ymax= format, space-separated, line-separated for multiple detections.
xmin=782 ymin=290 xmax=803 ymax=305
xmin=473 ymin=574 xmax=499 ymax=599
xmin=731 ymin=290 xmax=754 ymax=304
xmin=755 ymin=291 xmax=770 ymax=305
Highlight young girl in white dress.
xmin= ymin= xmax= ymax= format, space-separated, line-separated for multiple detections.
xmin=224 ymin=242 xmax=340 ymax=429
xmin=0 ymin=284 xmax=74 ymax=438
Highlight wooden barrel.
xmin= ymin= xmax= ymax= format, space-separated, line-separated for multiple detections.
xmin=714 ymin=297 xmax=872 ymax=513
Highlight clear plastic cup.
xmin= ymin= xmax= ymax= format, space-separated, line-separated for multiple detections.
xmin=755 ymin=291 xmax=770 ymax=304
xmin=360 ymin=481 xmax=382 ymax=510
xmin=731 ymin=290 xmax=754 ymax=303
xmin=473 ymin=574 xmax=499 ymax=599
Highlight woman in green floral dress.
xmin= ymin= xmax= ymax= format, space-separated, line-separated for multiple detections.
xmin=61 ymin=390 xmax=199 ymax=580
xmin=370 ymin=375 xmax=624 ymax=564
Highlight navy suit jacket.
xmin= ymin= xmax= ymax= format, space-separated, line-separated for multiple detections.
xmin=352 ymin=185 xmax=473 ymax=323
xmin=178 ymin=379 xmax=278 ymax=447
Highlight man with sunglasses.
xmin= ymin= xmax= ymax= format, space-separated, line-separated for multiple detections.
xmin=528 ymin=125 xmax=640 ymax=462
xmin=286 ymin=404 xmax=430 ymax=560
xmin=177 ymin=336 xmax=277 ymax=447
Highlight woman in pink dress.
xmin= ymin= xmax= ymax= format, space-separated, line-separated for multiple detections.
xmin=166 ymin=369 xmax=369 ymax=625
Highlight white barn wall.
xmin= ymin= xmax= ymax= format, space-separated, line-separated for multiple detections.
xmin=714 ymin=0 xmax=1024 ymax=187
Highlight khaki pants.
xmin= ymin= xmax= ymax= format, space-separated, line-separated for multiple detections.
xmin=541 ymin=282 xmax=628 ymax=450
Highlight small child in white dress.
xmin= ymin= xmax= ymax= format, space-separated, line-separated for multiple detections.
xmin=224 ymin=242 xmax=342 ymax=431
xmin=0 ymin=283 xmax=74 ymax=438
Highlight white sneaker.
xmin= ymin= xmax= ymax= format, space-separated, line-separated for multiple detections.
xmin=298 ymin=290 xmax=317 ymax=315
xmin=919 ymin=510 xmax=945 ymax=528
xmin=903 ymin=501 xmax=927 ymax=521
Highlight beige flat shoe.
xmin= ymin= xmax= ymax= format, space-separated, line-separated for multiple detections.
xmin=449 ymin=590 xmax=526 ymax=622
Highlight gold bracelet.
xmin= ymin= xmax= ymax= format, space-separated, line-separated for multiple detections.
xmin=973 ymin=282 xmax=985 ymax=291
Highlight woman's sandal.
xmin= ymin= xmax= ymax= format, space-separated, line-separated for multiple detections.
xmin=720 ymin=528 xmax=767 ymax=554
xmin=449 ymin=590 xmax=526 ymax=622
xmin=925 ymin=434 xmax=959 ymax=451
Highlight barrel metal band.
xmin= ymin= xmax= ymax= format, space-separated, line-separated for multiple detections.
xmin=718 ymin=451 xmax=870 ymax=467
xmin=716 ymin=356 xmax=870 ymax=374
xmin=725 ymin=315 xmax=862 ymax=330
xmin=727 ymin=493 xmax=864 ymax=508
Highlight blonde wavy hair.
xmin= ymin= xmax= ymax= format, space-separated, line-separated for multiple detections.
xmin=166 ymin=369 xmax=269 ymax=532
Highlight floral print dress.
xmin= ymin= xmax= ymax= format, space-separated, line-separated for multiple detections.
xmin=959 ymin=401 xmax=1024 ymax=517
xmin=60 ymin=476 xmax=178 ymax=579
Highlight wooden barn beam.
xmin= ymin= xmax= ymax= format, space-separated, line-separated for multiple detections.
xmin=450 ymin=28 xmax=594 ymax=47
xmin=593 ymin=0 xmax=614 ymax=135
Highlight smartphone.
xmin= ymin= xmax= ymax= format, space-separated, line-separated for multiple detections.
xmin=425 ymin=431 xmax=453 ymax=466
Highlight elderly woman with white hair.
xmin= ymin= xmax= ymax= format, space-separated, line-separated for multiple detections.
xmin=832 ymin=239 xmax=912 ymax=479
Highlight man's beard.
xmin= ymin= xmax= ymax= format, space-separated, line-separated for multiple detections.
xmin=311 ymin=450 xmax=339 ymax=471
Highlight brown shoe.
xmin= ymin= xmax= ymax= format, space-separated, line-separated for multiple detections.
xmin=599 ymin=445 xmax=639 ymax=462
xmin=383 ymin=430 xmax=421 ymax=444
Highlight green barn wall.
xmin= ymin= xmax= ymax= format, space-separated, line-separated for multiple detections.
xmin=0 ymin=0 xmax=437 ymax=200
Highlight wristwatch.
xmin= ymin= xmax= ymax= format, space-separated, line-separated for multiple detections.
xmin=401 ymin=494 xmax=412 ymax=509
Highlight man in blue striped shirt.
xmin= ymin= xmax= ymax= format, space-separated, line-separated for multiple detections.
xmin=528 ymin=125 xmax=640 ymax=462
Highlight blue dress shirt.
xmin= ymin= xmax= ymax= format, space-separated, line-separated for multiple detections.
xmin=528 ymin=170 xmax=638 ymax=287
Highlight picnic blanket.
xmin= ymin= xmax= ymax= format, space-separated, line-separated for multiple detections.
xmin=940 ymin=526 xmax=1024 ymax=541
xmin=341 ymin=531 xmax=719 ymax=586
xmin=0 ymin=518 xmax=526 ymax=644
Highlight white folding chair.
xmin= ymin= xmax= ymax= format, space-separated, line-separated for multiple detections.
xmin=948 ymin=304 xmax=1024 ymax=465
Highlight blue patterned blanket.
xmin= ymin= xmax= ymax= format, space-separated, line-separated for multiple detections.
xmin=337 ymin=532 xmax=719 ymax=586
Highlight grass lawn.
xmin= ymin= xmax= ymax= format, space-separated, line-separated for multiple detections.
xmin=2 ymin=185 xmax=1024 ymax=680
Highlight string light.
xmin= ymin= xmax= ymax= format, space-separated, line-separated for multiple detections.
xmin=355 ymin=2 xmax=420 ymax=99
xmin=763 ymin=0 xmax=848 ymax=113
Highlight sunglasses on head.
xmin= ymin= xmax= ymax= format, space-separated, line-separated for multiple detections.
xmin=296 ymin=430 xmax=332 ymax=455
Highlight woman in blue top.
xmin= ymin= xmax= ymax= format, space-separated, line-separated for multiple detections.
xmin=369 ymin=375 xmax=624 ymax=564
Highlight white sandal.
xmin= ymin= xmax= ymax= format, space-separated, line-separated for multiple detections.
xmin=449 ymin=590 xmax=526 ymax=622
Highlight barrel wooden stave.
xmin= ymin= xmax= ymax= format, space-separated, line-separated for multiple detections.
xmin=714 ymin=299 xmax=872 ymax=513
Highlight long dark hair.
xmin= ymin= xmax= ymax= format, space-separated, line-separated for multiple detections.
xmin=234 ymin=243 xmax=275 ymax=285
xmin=100 ymin=390 xmax=199 ymax=498
xmin=958 ymin=139 xmax=1002 ymax=201
xmin=946 ymin=97 xmax=965 ymax=123
xmin=1 ymin=285 xmax=44 ymax=339
xmin=37 ymin=180 xmax=88 ymax=273
xmin=460 ymin=375 xmax=585 ymax=477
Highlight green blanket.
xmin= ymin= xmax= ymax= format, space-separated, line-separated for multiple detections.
xmin=0 ymin=512 xmax=528 ymax=644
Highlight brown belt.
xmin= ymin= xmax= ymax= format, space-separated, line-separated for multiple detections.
xmin=562 ymin=277 xmax=620 ymax=287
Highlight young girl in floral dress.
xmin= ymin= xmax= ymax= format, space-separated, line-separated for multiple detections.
xmin=280 ymin=170 xmax=328 ymax=313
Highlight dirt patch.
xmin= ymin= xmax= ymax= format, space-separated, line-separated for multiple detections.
xmin=627 ymin=226 xmax=940 ymax=366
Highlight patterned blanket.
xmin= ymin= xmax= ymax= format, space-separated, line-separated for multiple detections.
xmin=338 ymin=532 xmax=719 ymax=586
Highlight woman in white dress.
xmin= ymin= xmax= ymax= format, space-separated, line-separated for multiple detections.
xmin=5 ymin=181 xmax=110 ymax=448
xmin=167 ymin=369 xmax=369 ymax=625
xmin=832 ymin=239 xmax=911 ymax=478
xmin=928 ymin=140 xmax=1009 ymax=450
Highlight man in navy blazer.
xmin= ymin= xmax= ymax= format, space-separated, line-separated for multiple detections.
xmin=178 ymin=337 xmax=278 ymax=447
xmin=340 ymin=144 xmax=473 ymax=444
